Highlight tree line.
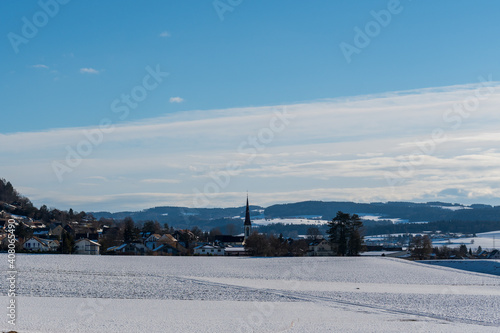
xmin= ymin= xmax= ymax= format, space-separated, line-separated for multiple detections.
xmin=365 ymin=219 xmax=500 ymax=236
xmin=1 ymin=178 xmax=89 ymax=223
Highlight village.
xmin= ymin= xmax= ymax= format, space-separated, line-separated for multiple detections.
xmin=1 ymin=198 xmax=499 ymax=260
xmin=0 ymin=198 xmax=294 ymax=256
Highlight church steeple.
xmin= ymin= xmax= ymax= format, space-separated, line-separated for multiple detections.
xmin=244 ymin=196 xmax=251 ymax=226
xmin=244 ymin=195 xmax=252 ymax=240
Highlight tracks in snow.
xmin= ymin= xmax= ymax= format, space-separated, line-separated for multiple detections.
xmin=181 ymin=275 xmax=500 ymax=328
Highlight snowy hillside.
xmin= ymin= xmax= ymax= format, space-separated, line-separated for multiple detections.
xmin=432 ymin=230 xmax=500 ymax=250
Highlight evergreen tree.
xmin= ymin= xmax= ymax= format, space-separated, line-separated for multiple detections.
xmin=326 ymin=211 xmax=364 ymax=256
xmin=15 ymin=222 xmax=30 ymax=241
xmin=60 ymin=232 xmax=75 ymax=254
xmin=123 ymin=217 xmax=139 ymax=243
xmin=38 ymin=205 xmax=51 ymax=223
xmin=0 ymin=179 xmax=19 ymax=203
xmin=347 ymin=214 xmax=363 ymax=256
xmin=459 ymin=244 xmax=468 ymax=257
xmin=327 ymin=211 xmax=349 ymax=256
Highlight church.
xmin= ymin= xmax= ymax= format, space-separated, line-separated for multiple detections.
xmin=206 ymin=196 xmax=252 ymax=256
xmin=213 ymin=196 xmax=252 ymax=246
xmin=243 ymin=195 xmax=252 ymax=242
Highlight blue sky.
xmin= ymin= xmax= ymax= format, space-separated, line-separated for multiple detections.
xmin=1 ymin=0 xmax=500 ymax=211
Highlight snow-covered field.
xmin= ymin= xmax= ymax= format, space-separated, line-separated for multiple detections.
xmin=365 ymin=230 xmax=500 ymax=251
xmin=2 ymin=255 xmax=500 ymax=332
xmin=252 ymin=217 xmax=328 ymax=226
xmin=250 ymin=214 xmax=416 ymax=226
xmin=421 ymin=259 xmax=500 ymax=276
xmin=432 ymin=230 xmax=500 ymax=250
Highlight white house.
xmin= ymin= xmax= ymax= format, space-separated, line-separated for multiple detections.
xmin=47 ymin=239 xmax=60 ymax=251
xmin=308 ymin=239 xmax=335 ymax=256
xmin=23 ymin=237 xmax=59 ymax=252
xmin=75 ymin=238 xmax=101 ymax=255
xmin=194 ymin=244 xmax=225 ymax=256
xmin=224 ymin=246 xmax=249 ymax=256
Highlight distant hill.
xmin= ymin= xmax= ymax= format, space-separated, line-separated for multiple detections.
xmin=3 ymin=177 xmax=499 ymax=235
xmin=91 ymin=200 xmax=500 ymax=232
xmin=264 ymin=201 xmax=500 ymax=222
xmin=92 ymin=205 xmax=265 ymax=230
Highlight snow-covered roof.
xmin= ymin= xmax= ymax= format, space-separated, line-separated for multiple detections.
xmin=224 ymin=247 xmax=247 ymax=252
xmin=75 ymin=238 xmax=101 ymax=246
xmin=194 ymin=244 xmax=224 ymax=250
xmin=107 ymin=244 xmax=127 ymax=251
xmin=146 ymin=233 xmax=162 ymax=241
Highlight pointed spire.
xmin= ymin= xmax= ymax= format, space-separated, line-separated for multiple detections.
xmin=244 ymin=194 xmax=251 ymax=226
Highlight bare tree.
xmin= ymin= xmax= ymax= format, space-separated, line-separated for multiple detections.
xmin=410 ymin=234 xmax=432 ymax=260
xmin=306 ymin=227 xmax=322 ymax=240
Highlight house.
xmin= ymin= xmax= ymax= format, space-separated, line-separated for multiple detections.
xmin=144 ymin=233 xmax=162 ymax=250
xmin=63 ymin=224 xmax=75 ymax=236
xmin=488 ymin=249 xmax=500 ymax=259
xmin=159 ymin=234 xmax=188 ymax=255
xmin=33 ymin=227 xmax=50 ymax=237
xmin=2 ymin=203 xmax=17 ymax=210
xmin=31 ymin=221 xmax=46 ymax=229
xmin=144 ymin=233 xmax=188 ymax=254
xmin=74 ymin=226 xmax=99 ymax=241
xmin=224 ymin=246 xmax=250 ymax=256
xmin=49 ymin=224 xmax=64 ymax=238
xmin=152 ymin=243 xmax=180 ymax=255
xmin=107 ymin=242 xmax=148 ymax=255
xmin=23 ymin=237 xmax=49 ymax=251
xmin=477 ymin=250 xmax=490 ymax=259
xmin=47 ymin=239 xmax=60 ymax=250
xmin=308 ymin=239 xmax=335 ymax=256
xmin=173 ymin=229 xmax=198 ymax=246
xmin=194 ymin=244 xmax=225 ymax=256
xmin=214 ymin=235 xmax=245 ymax=247
xmin=23 ymin=237 xmax=59 ymax=252
xmin=9 ymin=214 xmax=31 ymax=224
xmin=75 ymin=238 xmax=101 ymax=255
xmin=159 ymin=233 xmax=179 ymax=245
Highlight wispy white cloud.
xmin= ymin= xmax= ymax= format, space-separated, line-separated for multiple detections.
xmin=169 ymin=96 xmax=184 ymax=103
xmin=80 ymin=68 xmax=100 ymax=74
xmin=141 ymin=178 xmax=181 ymax=184
xmin=3 ymin=82 xmax=500 ymax=211
xmin=32 ymin=64 xmax=49 ymax=69
xmin=159 ymin=31 xmax=170 ymax=38
xmin=87 ymin=176 xmax=109 ymax=182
